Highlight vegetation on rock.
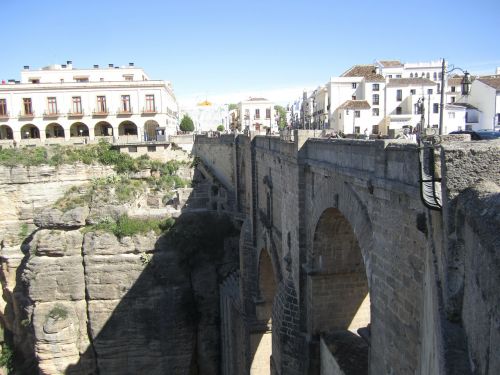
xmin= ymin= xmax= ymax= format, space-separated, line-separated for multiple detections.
xmin=83 ymin=215 xmax=175 ymax=239
xmin=179 ymin=114 xmax=195 ymax=132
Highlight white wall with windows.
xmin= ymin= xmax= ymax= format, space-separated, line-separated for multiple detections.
xmin=237 ymin=98 xmax=276 ymax=132
xmin=0 ymin=63 xmax=178 ymax=143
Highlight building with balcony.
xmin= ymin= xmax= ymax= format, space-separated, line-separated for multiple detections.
xmin=237 ymin=97 xmax=277 ymax=133
xmin=0 ymin=61 xmax=178 ymax=146
xmin=465 ymin=75 xmax=500 ymax=131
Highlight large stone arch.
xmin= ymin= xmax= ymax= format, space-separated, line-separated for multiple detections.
xmin=144 ymin=119 xmax=159 ymax=141
xmin=0 ymin=125 xmax=13 ymax=140
xmin=118 ymin=120 xmax=138 ymax=136
xmin=250 ymin=248 xmax=278 ymax=373
xmin=45 ymin=122 xmax=65 ymax=138
xmin=94 ymin=121 xmax=113 ymax=137
xmin=20 ymin=124 xmax=40 ymax=139
xmin=70 ymin=122 xmax=89 ymax=137
xmin=308 ymin=207 xmax=370 ymax=334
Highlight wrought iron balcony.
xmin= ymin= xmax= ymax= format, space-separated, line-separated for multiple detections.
xmin=92 ymin=108 xmax=109 ymax=116
xmin=68 ymin=109 xmax=84 ymax=117
xmin=19 ymin=111 xmax=35 ymax=119
xmin=142 ymin=107 xmax=157 ymax=114
xmin=43 ymin=110 xmax=60 ymax=118
xmin=117 ymin=107 xmax=133 ymax=115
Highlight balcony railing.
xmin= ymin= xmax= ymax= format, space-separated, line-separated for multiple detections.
xmin=0 ymin=112 xmax=10 ymax=119
xmin=19 ymin=111 xmax=35 ymax=119
xmin=43 ymin=110 xmax=60 ymax=118
xmin=68 ymin=109 xmax=84 ymax=117
xmin=117 ymin=107 xmax=133 ymax=115
xmin=92 ymin=108 xmax=109 ymax=116
xmin=142 ymin=107 xmax=157 ymax=114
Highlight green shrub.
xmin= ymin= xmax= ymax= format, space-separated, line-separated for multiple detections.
xmin=85 ymin=215 xmax=175 ymax=239
xmin=19 ymin=223 xmax=29 ymax=240
xmin=48 ymin=305 xmax=68 ymax=320
xmin=179 ymin=115 xmax=194 ymax=132
xmin=0 ymin=343 xmax=14 ymax=373
xmin=216 ymin=125 xmax=224 ymax=132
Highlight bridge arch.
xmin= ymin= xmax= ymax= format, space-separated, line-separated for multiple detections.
xmin=308 ymin=207 xmax=370 ymax=335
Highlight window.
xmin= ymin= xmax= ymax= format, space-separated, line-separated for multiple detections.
xmin=75 ymin=77 xmax=89 ymax=82
xmin=97 ymin=96 xmax=107 ymax=113
xmin=352 ymin=95 xmax=357 ymax=100
xmin=372 ymin=108 xmax=379 ymax=116
xmin=47 ymin=97 xmax=57 ymax=114
xmin=410 ymin=73 xmax=414 ymax=78
xmin=266 ymin=108 xmax=271 ymax=119
xmin=426 ymin=73 xmax=430 ymax=79
xmin=410 ymin=89 xmax=416 ymax=95
xmin=147 ymin=146 xmax=157 ymax=152
xmin=448 ymin=112 xmax=455 ymax=119
xmin=414 ymin=104 xmax=422 ymax=114
xmin=428 ymin=89 xmax=433 ymax=95
xmin=433 ymin=103 xmax=439 ymax=113
xmin=354 ymin=110 xmax=360 ymax=118
xmin=0 ymin=99 xmax=7 ymax=116
xmin=396 ymin=89 xmax=402 ymax=101
xmin=255 ymin=109 xmax=260 ymax=119
xmin=465 ymin=124 xmax=472 ymax=130
xmin=23 ymin=98 xmax=33 ymax=115
xmin=433 ymin=72 xmax=437 ymax=80
xmin=372 ymin=94 xmax=379 ymax=105
xmin=145 ymin=94 xmax=155 ymax=112
xmin=128 ymin=146 xmax=137 ymax=153
xmin=352 ymin=83 xmax=357 ymax=89
xmin=496 ymin=114 xmax=500 ymax=124
xmin=450 ymin=97 xmax=456 ymax=103
xmin=396 ymin=74 xmax=402 ymax=78
xmin=372 ymin=83 xmax=379 ymax=91
xmin=372 ymin=125 xmax=379 ymax=134
xmin=451 ymin=86 xmax=456 ymax=92
xmin=354 ymin=126 xmax=360 ymax=134
xmin=72 ymin=96 xmax=82 ymax=114
xmin=388 ymin=75 xmax=393 ymax=78
xmin=245 ymin=109 xmax=250 ymax=119
xmin=396 ymin=107 xmax=402 ymax=115
xmin=124 ymin=75 xmax=134 ymax=81
xmin=30 ymin=79 xmax=40 ymax=84
xmin=121 ymin=95 xmax=131 ymax=112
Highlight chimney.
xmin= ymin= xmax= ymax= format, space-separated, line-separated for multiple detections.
xmin=129 ymin=62 xmax=134 ymax=67
xmin=115 ymin=66 xmax=119 ymax=69
xmin=108 ymin=63 xmax=114 ymax=68
xmin=67 ymin=60 xmax=72 ymax=65
xmin=61 ymin=64 xmax=67 ymax=68
xmin=23 ymin=65 xmax=30 ymax=70
xmin=93 ymin=64 xmax=99 ymax=69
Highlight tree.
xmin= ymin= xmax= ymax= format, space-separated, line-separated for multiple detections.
xmin=216 ymin=125 xmax=224 ymax=132
xmin=274 ymin=105 xmax=287 ymax=129
xmin=179 ymin=115 xmax=194 ymax=132
xmin=228 ymin=103 xmax=238 ymax=111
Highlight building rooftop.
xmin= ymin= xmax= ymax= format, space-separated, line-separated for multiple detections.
xmin=453 ymin=102 xmax=480 ymax=111
xmin=477 ymin=75 xmax=500 ymax=90
xmin=378 ymin=60 xmax=403 ymax=68
xmin=386 ymin=78 xmax=437 ymax=87
xmin=339 ymin=100 xmax=371 ymax=110
xmin=341 ymin=65 xmax=385 ymax=82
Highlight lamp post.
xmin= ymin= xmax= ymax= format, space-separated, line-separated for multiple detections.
xmin=438 ymin=58 xmax=472 ymax=135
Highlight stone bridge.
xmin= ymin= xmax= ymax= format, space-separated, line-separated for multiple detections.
xmin=193 ymin=131 xmax=500 ymax=375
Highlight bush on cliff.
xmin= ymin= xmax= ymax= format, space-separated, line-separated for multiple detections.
xmin=84 ymin=215 xmax=175 ymax=239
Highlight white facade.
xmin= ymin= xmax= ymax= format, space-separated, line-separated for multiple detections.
xmin=0 ymin=62 xmax=178 ymax=144
xmin=182 ymin=101 xmax=229 ymax=133
xmin=237 ymin=98 xmax=277 ymax=132
xmin=465 ymin=76 xmax=500 ymax=131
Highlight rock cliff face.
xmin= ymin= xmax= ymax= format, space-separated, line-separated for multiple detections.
xmin=0 ymin=163 xmax=239 ymax=374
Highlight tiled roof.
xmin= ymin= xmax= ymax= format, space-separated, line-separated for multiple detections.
xmin=248 ymin=97 xmax=268 ymax=101
xmin=386 ymin=78 xmax=437 ymax=87
xmin=341 ymin=65 xmax=385 ymax=82
xmin=477 ymin=75 xmax=500 ymax=90
xmin=453 ymin=102 xmax=480 ymax=111
xmin=339 ymin=100 xmax=371 ymax=110
xmin=379 ymin=60 xmax=403 ymax=68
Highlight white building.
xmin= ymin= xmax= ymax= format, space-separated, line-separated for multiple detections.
xmin=466 ymin=75 xmax=500 ymax=131
xmin=327 ymin=65 xmax=386 ymax=135
xmin=0 ymin=61 xmax=178 ymax=145
xmin=237 ymin=97 xmax=277 ymax=133
xmin=181 ymin=100 xmax=229 ymax=133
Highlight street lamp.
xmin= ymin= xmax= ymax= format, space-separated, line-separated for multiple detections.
xmin=438 ymin=58 xmax=472 ymax=135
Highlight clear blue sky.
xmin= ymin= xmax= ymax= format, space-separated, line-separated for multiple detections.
xmin=2 ymin=0 xmax=500 ymax=103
